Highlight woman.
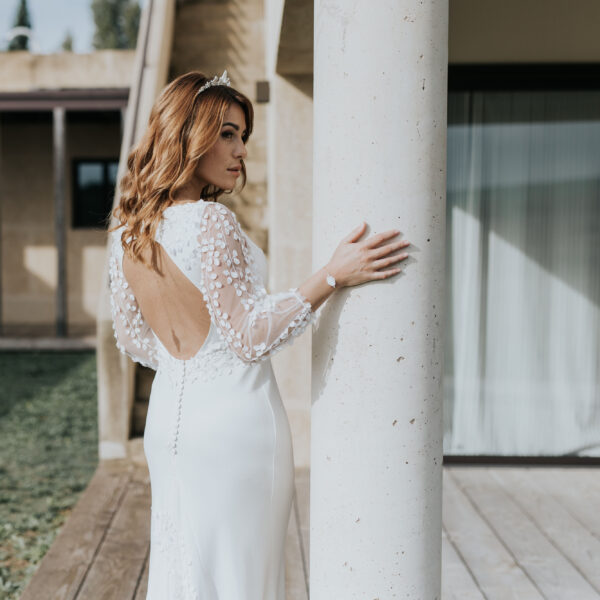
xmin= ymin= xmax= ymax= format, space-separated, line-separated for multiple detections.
xmin=108 ymin=70 xmax=410 ymax=599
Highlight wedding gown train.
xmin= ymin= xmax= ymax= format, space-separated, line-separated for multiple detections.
xmin=108 ymin=199 xmax=316 ymax=599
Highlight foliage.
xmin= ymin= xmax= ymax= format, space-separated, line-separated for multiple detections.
xmin=91 ymin=0 xmax=141 ymax=50
xmin=7 ymin=0 xmax=32 ymax=51
xmin=61 ymin=30 xmax=74 ymax=52
xmin=0 ymin=352 xmax=98 ymax=599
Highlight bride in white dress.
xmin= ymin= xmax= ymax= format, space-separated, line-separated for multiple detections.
xmin=107 ymin=70 xmax=410 ymax=599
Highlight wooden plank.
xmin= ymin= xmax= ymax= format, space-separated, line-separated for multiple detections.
xmin=442 ymin=469 xmax=543 ymax=599
xmin=76 ymin=479 xmax=151 ymax=599
xmin=490 ymin=467 xmax=600 ymax=593
xmin=451 ymin=467 xmax=599 ymax=600
xmin=441 ymin=527 xmax=485 ymax=600
xmin=133 ymin=546 xmax=150 ymax=600
xmin=21 ymin=459 xmax=314 ymax=599
xmin=530 ymin=468 xmax=600 ymax=540
xmin=30 ymin=460 xmax=600 ymax=599
xmin=130 ymin=445 xmax=151 ymax=599
xmin=285 ymin=489 xmax=309 ymax=600
xmin=20 ymin=461 xmax=132 ymax=600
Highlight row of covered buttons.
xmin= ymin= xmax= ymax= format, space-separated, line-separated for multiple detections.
xmin=170 ymin=361 xmax=186 ymax=456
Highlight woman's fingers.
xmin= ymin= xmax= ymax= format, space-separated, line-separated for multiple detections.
xmin=343 ymin=222 xmax=367 ymax=243
xmin=369 ymin=239 xmax=410 ymax=259
xmin=333 ymin=224 xmax=410 ymax=286
xmin=372 ymin=252 xmax=409 ymax=271
xmin=371 ymin=267 xmax=402 ymax=280
xmin=364 ymin=229 xmax=403 ymax=249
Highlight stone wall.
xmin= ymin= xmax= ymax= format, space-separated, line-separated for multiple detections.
xmin=170 ymin=0 xmax=268 ymax=249
xmin=0 ymin=50 xmax=135 ymax=92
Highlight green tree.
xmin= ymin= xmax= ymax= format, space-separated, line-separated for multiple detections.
xmin=7 ymin=0 xmax=32 ymax=51
xmin=91 ymin=0 xmax=141 ymax=50
xmin=122 ymin=1 xmax=141 ymax=49
xmin=61 ymin=30 xmax=74 ymax=52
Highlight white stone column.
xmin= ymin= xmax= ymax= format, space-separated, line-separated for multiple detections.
xmin=310 ymin=0 xmax=448 ymax=597
xmin=96 ymin=0 xmax=175 ymax=460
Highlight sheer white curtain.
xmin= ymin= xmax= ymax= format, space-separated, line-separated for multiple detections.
xmin=444 ymin=90 xmax=600 ymax=456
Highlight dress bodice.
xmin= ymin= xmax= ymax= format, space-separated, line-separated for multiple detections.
xmin=108 ymin=199 xmax=316 ymax=377
xmin=157 ymin=201 xmax=269 ymax=287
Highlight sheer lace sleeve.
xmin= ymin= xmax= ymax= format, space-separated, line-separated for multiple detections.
xmin=108 ymin=229 xmax=159 ymax=370
xmin=197 ymin=202 xmax=316 ymax=363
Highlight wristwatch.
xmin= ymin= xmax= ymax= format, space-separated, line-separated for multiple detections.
xmin=326 ymin=272 xmax=336 ymax=288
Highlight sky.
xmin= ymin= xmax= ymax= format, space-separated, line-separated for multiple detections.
xmin=0 ymin=0 xmax=146 ymax=54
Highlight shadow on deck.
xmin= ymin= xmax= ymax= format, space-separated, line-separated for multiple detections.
xmin=20 ymin=444 xmax=600 ymax=599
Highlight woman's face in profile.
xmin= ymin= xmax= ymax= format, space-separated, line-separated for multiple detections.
xmin=195 ymin=102 xmax=248 ymax=192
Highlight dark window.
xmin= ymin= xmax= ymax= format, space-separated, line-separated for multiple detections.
xmin=444 ymin=64 xmax=600 ymax=457
xmin=72 ymin=158 xmax=118 ymax=228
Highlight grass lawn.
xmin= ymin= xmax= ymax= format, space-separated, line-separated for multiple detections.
xmin=0 ymin=351 xmax=99 ymax=599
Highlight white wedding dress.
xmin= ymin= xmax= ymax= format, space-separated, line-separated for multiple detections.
xmin=108 ymin=199 xmax=316 ymax=599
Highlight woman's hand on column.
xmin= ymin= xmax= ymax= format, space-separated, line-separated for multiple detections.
xmin=297 ymin=222 xmax=410 ymax=313
xmin=326 ymin=222 xmax=410 ymax=288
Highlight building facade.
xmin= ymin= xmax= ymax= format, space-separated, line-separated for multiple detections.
xmin=0 ymin=51 xmax=134 ymax=336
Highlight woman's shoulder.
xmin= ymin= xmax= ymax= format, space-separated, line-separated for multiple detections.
xmin=168 ymin=200 xmax=242 ymax=230
xmin=198 ymin=200 xmax=244 ymax=232
xmin=161 ymin=199 xmax=203 ymax=221
xmin=163 ymin=198 xmax=236 ymax=213
xmin=109 ymin=223 xmax=130 ymax=246
xmin=159 ymin=200 xmax=245 ymax=243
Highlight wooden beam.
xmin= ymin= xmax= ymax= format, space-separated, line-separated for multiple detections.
xmin=19 ymin=461 xmax=135 ymax=600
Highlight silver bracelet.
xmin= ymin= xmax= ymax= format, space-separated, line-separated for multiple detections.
xmin=326 ymin=272 xmax=336 ymax=288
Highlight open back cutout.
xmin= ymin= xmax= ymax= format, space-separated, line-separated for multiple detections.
xmin=123 ymin=243 xmax=211 ymax=361
xmin=109 ymin=200 xmax=316 ymax=368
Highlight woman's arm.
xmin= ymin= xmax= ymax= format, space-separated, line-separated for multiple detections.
xmin=197 ymin=202 xmax=316 ymax=362
xmin=197 ymin=204 xmax=410 ymax=362
xmin=108 ymin=230 xmax=159 ymax=370
xmin=297 ymin=265 xmax=337 ymax=313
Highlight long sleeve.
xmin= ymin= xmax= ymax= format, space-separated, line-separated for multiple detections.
xmin=197 ymin=202 xmax=316 ymax=363
xmin=108 ymin=229 xmax=159 ymax=370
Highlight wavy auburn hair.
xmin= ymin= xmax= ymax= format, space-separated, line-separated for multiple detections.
xmin=108 ymin=71 xmax=254 ymax=270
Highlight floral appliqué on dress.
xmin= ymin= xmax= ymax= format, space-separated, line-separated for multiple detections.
xmin=150 ymin=507 xmax=200 ymax=600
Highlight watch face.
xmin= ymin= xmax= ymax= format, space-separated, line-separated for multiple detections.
xmin=326 ymin=274 xmax=336 ymax=287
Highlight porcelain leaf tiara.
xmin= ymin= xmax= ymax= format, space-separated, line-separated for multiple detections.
xmin=195 ymin=70 xmax=231 ymax=97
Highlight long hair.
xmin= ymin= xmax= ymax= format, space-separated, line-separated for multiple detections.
xmin=109 ymin=71 xmax=254 ymax=270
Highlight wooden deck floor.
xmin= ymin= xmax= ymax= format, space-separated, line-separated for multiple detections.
xmin=20 ymin=448 xmax=600 ymax=599
xmin=443 ymin=466 xmax=600 ymax=600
